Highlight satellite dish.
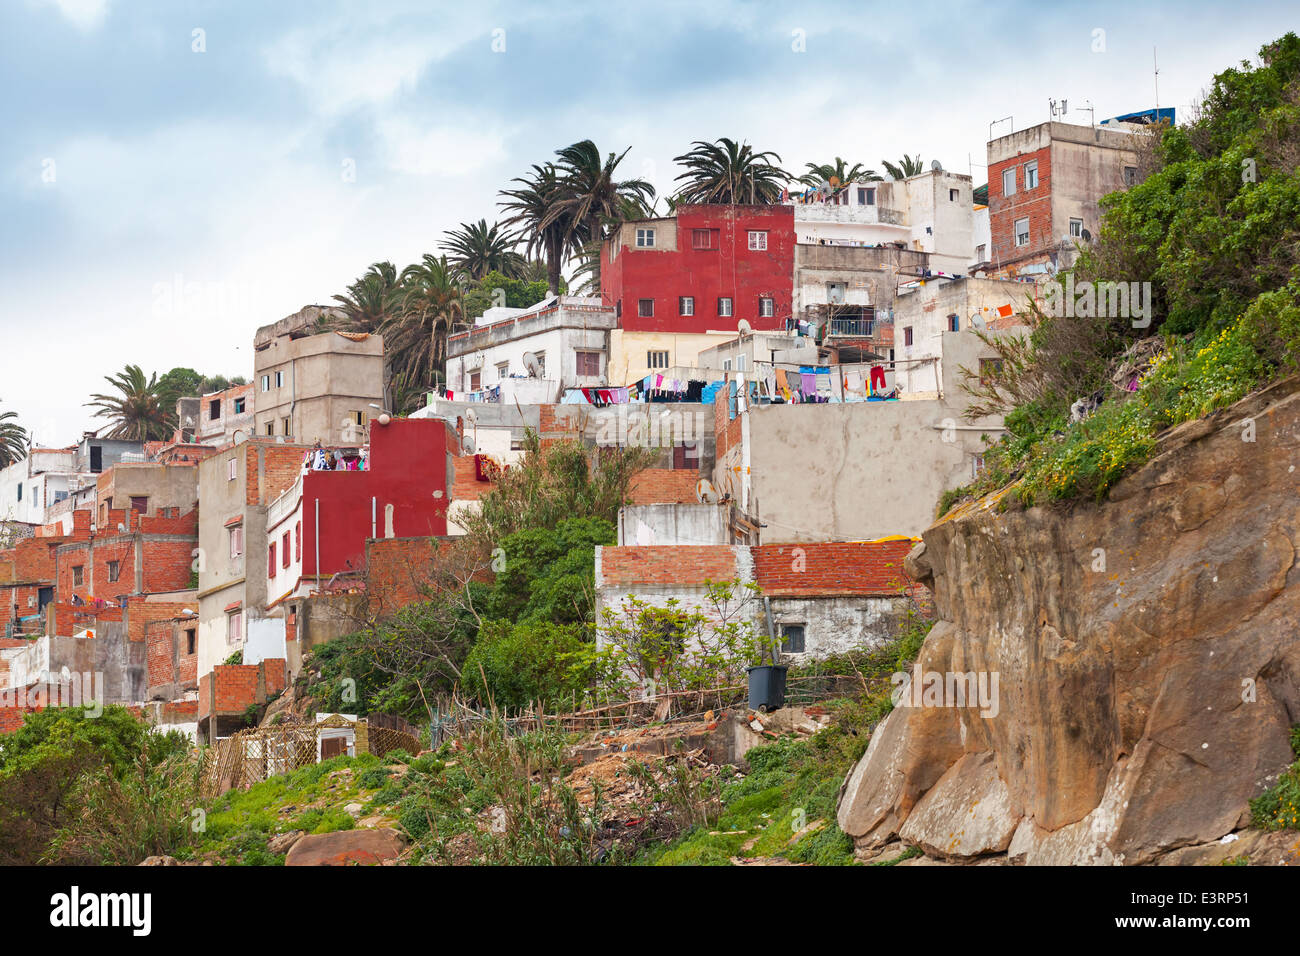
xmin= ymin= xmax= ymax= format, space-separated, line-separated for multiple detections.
xmin=695 ymin=478 xmax=719 ymax=504
xmin=462 ymin=437 xmax=476 ymax=455
xmin=930 ymin=160 xmax=943 ymax=172
xmin=1081 ymin=229 xmax=1092 ymax=242
xmin=736 ymin=318 xmax=752 ymax=335
xmin=464 ymin=408 xmax=478 ymax=427
xmin=522 ymin=352 xmax=543 ymax=378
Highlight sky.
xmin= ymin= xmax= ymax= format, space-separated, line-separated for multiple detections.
xmin=1 ymin=0 xmax=1295 ymax=445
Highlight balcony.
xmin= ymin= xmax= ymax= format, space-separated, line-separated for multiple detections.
xmin=827 ymin=317 xmax=875 ymax=338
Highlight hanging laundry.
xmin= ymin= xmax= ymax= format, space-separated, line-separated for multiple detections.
xmin=870 ymin=365 xmax=887 ymax=395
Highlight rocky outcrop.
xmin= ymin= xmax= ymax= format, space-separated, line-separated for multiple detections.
xmin=838 ymin=378 xmax=1300 ymax=865
xmin=284 ymin=828 xmax=406 ymax=866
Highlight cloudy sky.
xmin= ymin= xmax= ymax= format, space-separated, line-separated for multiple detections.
xmin=2 ymin=0 xmax=1293 ymax=444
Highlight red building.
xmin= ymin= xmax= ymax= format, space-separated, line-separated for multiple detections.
xmin=601 ymin=204 xmax=795 ymax=333
xmin=264 ymin=417 xmax=455 ymax=605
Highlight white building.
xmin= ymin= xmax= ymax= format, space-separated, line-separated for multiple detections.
xmin=444 ymin=296 xmax=618 ymax=405
xmin=0 ymin=448 xmax=94 ymax=528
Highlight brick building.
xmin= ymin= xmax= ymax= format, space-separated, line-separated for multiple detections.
xmin=601 ymin=204 xmax=795 ymax=385
xmin=595 ymin=538 xmax=923 ymax=659
xmin=986 ymin=120 xmax=1141 ymax=277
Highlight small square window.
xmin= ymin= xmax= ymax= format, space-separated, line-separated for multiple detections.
xmin=1069 ymin=218 xmax=1084 ymax=238
xmin=469 ymin=371 xmax=481 ymax=391
xmin=691 ymin=229 xmax=717 ymax=250
xmin=130 ymin=496 xmax=148 ymax=514
xmin=576 ymin=350 xmax=601 ymax=376
xmin=636 ymin=227 xmax=656 ymax=248
xmin=1014 ymin=217 xmax=1030 ymax=247
xmin=780 ymin=624 xmax=806 ymax=654
xmin=979 ymin=358 xmax=1005 ymax=385
xmin=495 ymin=361 xmax=509 ymax=379
xmin=1002 ymin=168 xmax=1016 ymax=197
xmin=747 ymin=230 xmax=767 ymax=251
xmin=1123 ymin=166 xmax=1138 ymax=186
xmin=227 ymin=610 xmax=242 ymax=644
xmin=647 ymin=351 xmax=669 ymax=369
xmin=679 ymin=296 xmax=694 ymax=316
xmin=717 ymin=297 xmax=733 ymax=317
xmin=949 ymin=188 xmax=959 ymax=202
xmin=233 ymin=397 xmax=246 ymax=414
xmin=209 ymin=399 xmax=221 ymax=420
xmin=638 ymin=298 xmax=654 ymax=318
xmin=73 ymin=565 xmax=84 ymax=586
xmin=759 ymin=297 xmax=774 ymax=318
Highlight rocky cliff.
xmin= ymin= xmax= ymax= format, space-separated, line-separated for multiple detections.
xmin=837 ymin=378 xmax=1300 ymax=865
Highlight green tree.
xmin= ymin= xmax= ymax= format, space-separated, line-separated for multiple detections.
xmin=0 ymin=404 xmax=28 ymax=467
xmin=672 ymin=138 xmax=791 ymax=205
xmin=86 ymin=364 xmax=174 ymax=441
xmin=799 ymin=157 xmax=882 ymax=188
xmin=500 ymin=163 xmax=573 ymax=295
xmin=332 ymin=261 xmax=402 ymax=334
xmin=386 ymin=254 xmax=464 ymax=393
xmin=881 ymin=154 xmax=925 ymax=179
xmin=440 ymin=220 xmax=525 ymax=281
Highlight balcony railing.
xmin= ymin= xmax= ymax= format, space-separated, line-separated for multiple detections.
xmin=828 ymin=317 xmax=875 ymax=338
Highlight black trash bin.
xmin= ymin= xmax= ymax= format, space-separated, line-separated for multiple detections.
xmin=747 ymin=665 xmax=788 ymax=712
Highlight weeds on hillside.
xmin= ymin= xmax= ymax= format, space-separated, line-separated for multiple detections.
xmin=1250 ymin=725 xmax=1300 ymax=831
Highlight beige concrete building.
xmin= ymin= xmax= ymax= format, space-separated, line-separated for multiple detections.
xmin=252 ymin=305 xmax=385 ymax=446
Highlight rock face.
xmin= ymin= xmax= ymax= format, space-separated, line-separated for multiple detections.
xmin=838 ymin=378 xmax=1300 ymax=865
xmin=284 ymin=828 xmax=406 ymax=866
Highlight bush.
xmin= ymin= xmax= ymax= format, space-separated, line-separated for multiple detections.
xmin=462 ymin=620 xmax=592 ymax=711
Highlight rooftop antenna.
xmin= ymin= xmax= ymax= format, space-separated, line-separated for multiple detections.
xmin=1081 ymin=99 xmax=1096 ymax=129
xmin=1153 ymin=47 xmax=1160 ymax=112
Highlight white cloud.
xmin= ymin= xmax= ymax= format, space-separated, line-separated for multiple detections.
xmin=33 ymin=0 xmax=109 ymax=31
xmin=377 ymin=118 xmax=508 ymax=177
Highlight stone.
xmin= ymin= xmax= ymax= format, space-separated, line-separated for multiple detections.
xmin=343 ymin=802 xmax=364 ymax=817
xmin=267 ymin=830 xmax=305 ymax=855
xmin=138 ymin=855 xmax=178 ymax=866
xmin=838 ymin=380 xmax=1300 ymax=865
xmin=284 ymin=828 xmax=406 ymax=866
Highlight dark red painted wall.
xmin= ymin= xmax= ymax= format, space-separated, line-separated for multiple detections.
xmin=601 ymin=204 xmax=794 ymax=333
xmin=302 ymin=418 xmax=451 ymax=578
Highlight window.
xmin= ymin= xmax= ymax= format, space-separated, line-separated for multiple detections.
xmin=637 ymin=298 xmax=655 ymax=318
xmin=759 ymin=297 xmax=774 ymax=318
xmin=971 ymin=454 xmax=987 ymax=479
xmin=260 ymin=375 xmax=270 ymax=392
xmin=351 ymin=410 xmax=365 ymax=426
xmin=73 ymin=565 xmax=84 ymax=587
xmin=635 ymin=227 xmax=656 ymax=248
xmin=1069 ymin=218 xmax=1084 ymax=238
xmin=185 ymin=629 xmax=196 ymax=656
xmin=780 ymin=623 xmax=806 ymax=654
xmin=274 ymin=371 xmax=284 ymax=388
xmin=747 ymin=230 xmax=768 ymax=251
xmin=229 ymin=526 xmax=243 ymax=559
xmin=1024 ymin=161 xmax=1038 ymax=190
xmin=130 ymin=496 xmax=148 ymax=514
xmin=209 ymin=399 xmax=221 ymax=420
xmin=975 ymin=243 xmax=987 ymax=261
xmin=495 ymin=361 xmax=509 ymax=380
xmin=469 ymin=371 xmax=481 ymax=391
xmin=282 ymin=417 xmax=291 ymax=437
xmin=1014 ymin=217 xmax=1030 ymax=247
xmin=671 ymin=443 xmax=700 ymax=469
xmin=268 ymin=542 xmax=277 ymax=579
xmin=904 ymin=326 xmax=914 ymax=347
xmin=1002 ymin=167 xmax=1016 ymax=196
xmin=717 ymin=297 xmax=733 ymax=317
xmin=948 ymin=314 xmax=960 ymax=332
xmin=949 ymin=188 xmax=960 ymax=202
xmin=691 ymin=228 xmax=718 ymax=250
xmin=736 ymin=354 xmax=746 ymax=371
xmin=107 ymin=560 xmax=120 ymax=583
xmin=281 ymin=531 xmax=291 ymax=569
xmin=227 ymin=457 xmax=237 ymax=480
xmin=679 ymin=296 xmax=694 ymax=316
xmin=1123 ymin=166 xmax=1138 ymax=186
xmin=265 ymin=421 xmax=274 ymax=436
xmin=295 ymin=522 xmax=301 ymax=562
xmin=979 ymin=358 xmax=1005 ymax=385
xmin=647 ymin=350 xmax=669 ymax=369
xmin=857 ymin=187 xmax=875 ymax=205
xmin=227 ymin=610 xmax=242 ymax=644
xmin=575 ymin=350 xmax=601 ymax=376
xmin=233 ymin=397 xmax=246 ymax=414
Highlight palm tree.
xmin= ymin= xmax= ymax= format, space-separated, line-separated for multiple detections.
xmin=332 ymin=261 xmax=401 ymax=334
xmin=500 ymin=163 xmax=573 ymax=295
xmin=386 ymin=255 xmax=464 ymax=391
xmin=799 ymin=158 xmax=882 ymax=188
xmin=0 ymin=405 xmax=28 ymax=468
xmin=439 ymin=220 xmax=525 ymax=282
xmin=672 ymin=138 xmax=791 ymax=205
xmin=86 ymin=365 xmax=174 ymax=441
xmin=881 ymin=154 xmax=925 ymax=180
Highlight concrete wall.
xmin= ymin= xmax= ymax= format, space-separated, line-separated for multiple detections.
xmin=608 ymin=330 xmax=739 ymax=386
xmin=253 ymin=329 xmax=385 ymax=445
xmin=618 ymin=503 xmax=730 ymax=546
xmin=96 ymin=462 xmax=199 ymax=521
xmin=4 ymin=622 xmax=146 ymax=703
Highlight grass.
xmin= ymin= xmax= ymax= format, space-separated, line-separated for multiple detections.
xmin=1249 ymin=725 xmax=1300 ymax=832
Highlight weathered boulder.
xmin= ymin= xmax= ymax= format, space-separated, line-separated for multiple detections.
xmin=839 ymin=377 xmax=1300 ymax=865
xmin=284 ymin=828 xmax=406 ymax=866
